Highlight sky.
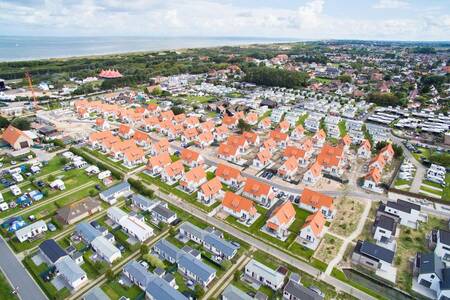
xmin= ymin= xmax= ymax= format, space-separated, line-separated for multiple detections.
xmin=0 ymin=0 xmax=449 ymax=41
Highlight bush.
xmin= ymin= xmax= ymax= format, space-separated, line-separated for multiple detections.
xmin=128 ymin=178 xmax=154 ymax=198
xmin=143 ymin=254 xmax=165 ymax=269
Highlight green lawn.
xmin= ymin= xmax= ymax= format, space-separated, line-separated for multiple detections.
xmin=3 ymin=185 xmax=104 ymax=253
xmin=81 ymin=147 xmax=132 ymax=173
xmin=0 ymin=270 xmax=17 ymax=300
xmin=338 ymin=120 xmax=347 ymax=137
xmin=252 ymin=250 xmax=343 ymax=299
xmin=101 ymin=280 xmax=144 ymax=300
xmin=225 ymin=205 xmax=312 ymax=259
xmin=258 ymin=110 xmax=272 ymax=121
xmin=296 ymin=113 xmax=309 ymax=126
xmin=139 ymin=172 xmax=220 ymax=213
xmin=444 ymin=174 xmax=450 ymax=201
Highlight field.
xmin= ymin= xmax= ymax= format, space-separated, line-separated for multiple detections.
xmin=314 ymin=234 xmax=344 ymax=264
xmin=395 ymin=216 xmax=447 ymax=293
xmin=329 ymin=197 xmax=365 ymax=237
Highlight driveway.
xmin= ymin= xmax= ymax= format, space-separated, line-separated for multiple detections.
xmin=0 ymin=236 xmax=47 ymax=300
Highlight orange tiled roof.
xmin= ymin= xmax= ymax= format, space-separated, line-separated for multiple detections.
xmin=283 ymin=146 xmax=306 ymax=160
xmin=180 ymin=166 xmax=206 ymax=186
xmin=218 ymin=143 xmax=239 ymax=157
xmin=164 ymin=160 xmax=184 ymax=177
xmin=246 ymin=112 xmax=258 ymax=124
xmin=147 ymin=153 xmax=171 ymax=169
xmin=222 ymin=192 xmax=256 ymax=215
xmin=197 ymin=131 xmax=214 ymax=144
xmin=95 ymin=118 xmax=105 ymax=126
xmin=227 ymin=135 xmax=247 ymax=148
xmin=185 ymin=116 xmax=200 ymax=127
xmin=316 ymin=144 xmax=344 ymax=168
xmin=183 ymin=127 xmax=198 ymax=139
xmin=300 ymin=188 xmax=334 ymax=210
xmin=309 ymin=161 xmax=323 ymax=177
xmin=200 ymin=120 xmax=215 ymax=132
xmin=314 ymin=129 xmax=327 ymax=140
xmin=360 ymin=139 xmax=371 ymax=151
xmin=119 ymin=124 xmax=132 ymax=135
xmin=160 ymin=110 xmax=174 ymax=121
xmin=302 ymin=210 xmax=325 ymax=237
xmin=269 ymin=130 xmax=288 ymax=142
xmin=181 ymin=148 xmax=201 ymax=163
xmin=147 ymin=103 xmax=159 ymax=111
xmin=365 ymin=167 xmax=381 ymax=184
xmin=370 ymin=153 xmax=386 ymax=169
xmin=263 ymin=138 xmax=276 ymax=149
xmin=200 ymin=177 xmax=222 ymax=197
xmin=256 ymin=148 xmax=272 ymax=163
xmin=173 ymin=113 xmax=186 ymax=123
xmin=123 ymin=146 xmax=145 ymax=161
xmin=281 ymin=156 xmax=299 ymax=172
xmin=259 ymin=117 xmax=271 ymax=127
xmin=381 ymin=143 xmax=394 ymax=157
xmin=279 ymin=120 xmax=290 ymax=131
xmin=243 ymin=178 xmax=273 ymax=197
xmin=216 ymin=163 xmax=241 ymax=180
xmin=223 ymin=115 xmax=237 ymax=126
xmin=341 ymin=134 xmax=352 ymax=146
xmin=2 ymin=125 xmax=29 ymax=146
xmin=215 ymin=125 xmax=229 ymax=135
xmin=133 ymin=130 xmax=150 ymax=142
xmin=267 ymin=201 xmax=296 ymax=230
xmin=293 ymin=124 xmax=305 ymax=134
xmin=243 ymin=131 xmax=258 ymax=144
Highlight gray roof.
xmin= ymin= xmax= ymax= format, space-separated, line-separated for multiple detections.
xmin=123 ymin=260 xmax=153 ymax=287
xmin=419 ymin=252 xmax=444 ymax=278
xmin=76 ymin=222 xmax=101 ymax=243
xmin=55 ymin=256 xmax=86 ymax=284
xmin=245 ymin=259 xmax=285 ymax=285
xmin=154 ymin=239 xmax=184 ymax=262
xmin=178 ymin=253 xmax=216 ymax=282
xmin=386 ymin=200 xmax=420 ymax=213
xmin=439 ymin=230 xmax=450 ymax=246
xmin=374 ymin=215 xmax=397 ymax=232
xmin=284 ymin=280 xmax=323 ymax=300
xmin=222 ymin=284 xmax=253 ymax=300
xmin=152 ymin=204 xmax=176 ymax=219
xmin=131 ymin=194 xmax=158 ymax=209
xmin=83 ymin=287 xmax=110 ymax=300
xmin=91 ymin=236 xmax=120 ymax=259
xmin=146 ymin=276 xmax=188 ymax=300
xmin=357 ymin=240 xmax=394 ymax=264
xmin=441 ymin=268 xmax=450 ymax=291
xmin=39 ymin=239 xmax=67 ymax=264
xmin=180 ymin=222 xmax=206 ymax=240
xmin=100 ymin=182 xmax=130 ymax=199
xmin=204 ymin=233 xmax=238 ymax=258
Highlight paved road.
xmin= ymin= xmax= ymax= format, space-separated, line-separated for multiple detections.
xmin=0 ymin=236 xmax=47 ymax=300
xmin=151 ymin=189 xmax=376 ymax=300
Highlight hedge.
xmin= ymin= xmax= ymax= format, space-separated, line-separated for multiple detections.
xmin=128 ymin=178 xmax=154 ymax=198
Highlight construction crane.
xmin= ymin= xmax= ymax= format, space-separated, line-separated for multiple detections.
xmin=25 ymin=72 xmax=38 ymax=109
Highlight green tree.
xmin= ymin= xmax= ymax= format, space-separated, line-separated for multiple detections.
xmin=237 ymin=119 xmax=252 ymax=133
xmin=105 ymin=268 xmax=115 ymax=281
xmin=140 ymin=244 xmax=149 ymax=256
xmin=243 ymin=66 xmax=309 ymax=88
xmin=0 ymin=116 xmax=10 ymax=129
xmin=143 ymin=254 xmax=165 ymax=269
xmin=11 ymin=118 xmax=31 ymax=130
xmin=172 ymin=106 xmax=185 ymax=115
xmin=151 ymin=86 xmax=163 ymax=96
xmin=337 ymin=74 xmax=352 ymax=83
xmin=194 ymin=284 xmax=205 ymax=298
xmin=89 ymin=189 xmax=97 ymax=197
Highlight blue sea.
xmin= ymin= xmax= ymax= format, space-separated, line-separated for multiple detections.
xmin=0 ymin=36 xmax=298 ymax=62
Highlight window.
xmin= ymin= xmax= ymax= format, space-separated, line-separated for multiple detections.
xmin=379 ymin=229 xmax=386 ymax=234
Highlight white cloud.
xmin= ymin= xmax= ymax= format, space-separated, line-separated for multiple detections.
xmin=373 ymin=0 xmax=409 ymax=9
xmin=0 ymin=0 xmax=449 ymax=40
